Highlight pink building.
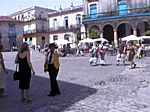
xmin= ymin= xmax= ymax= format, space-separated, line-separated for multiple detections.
xmin=83 ymin=0 xmax=150 ymax=45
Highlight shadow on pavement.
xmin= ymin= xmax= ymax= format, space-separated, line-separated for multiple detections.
xmin=0 ymin=69 xmax=97 ymax=112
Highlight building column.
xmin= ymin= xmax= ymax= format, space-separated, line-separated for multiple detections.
xmin=133 ymin=28 xmax=137 ymax=36
xmin=113 ymin=29 xmax=118 ymax=45
xmin=86 ymin=30 xmax=89 ymax=38
xmin=100 ymin=31 xmax=103 ymax=38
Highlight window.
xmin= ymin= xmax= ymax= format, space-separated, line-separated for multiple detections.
xmin=53 ymin=35 xmax=58 ymax=40
xmin=118 ymin=1 xmax=127 ymax=15
xmin=41 ymin=25 xmax=44 ymax=32
xmin=76 ymin=14 xmax=81 ymax=24
xmin=21 ymin=14 xmax=24 ymax=21
xmin=25 ymin=38 xmax=27 ymax=41
xmin=29 ymin=37 xmax=32 ymax=46
xmin=42 ymin=37 xmax=45 ymax=40
xmin=64 ymin=16 xmax=69 ymax=28
xmin=8 ymin=24 xmax=16 ymax=38
xmin=39 ymin=14 xmax=42 ymax=19
xmin=64 ymin=34 xmax=69 ymax=41
xmin=90 ymin=4 xmax=97 ymax=18
xmin=53 ymin=19 xmax=57 ymax=30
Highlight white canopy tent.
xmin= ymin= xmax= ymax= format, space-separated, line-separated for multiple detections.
xmin=93 ymin=38 xmax=108 ymax=43
xmin=122 ymin=35 xmax=141 ymax=41
xmin=79 ymin=38 xmax=94 ymax=43
xmin=140 ymin=36 xmax=150 ymax=39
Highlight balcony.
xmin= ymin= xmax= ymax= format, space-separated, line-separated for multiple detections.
xmin=35 ymin=17 xmax=47 ymax=21
xmin=23 ymin=30 xmax=36 ymax=35
xmin=23 ymin=29 xmax=48 ymax=35
xmin=83 ymin=7 xmax=150 ymax=23
xmin=23 ymin=17 xmax=47 ymax=23
xmin=49 ymin=24 xmax=81 ymax=33
xmin=36 ymin=29 xmax=48 ymax=33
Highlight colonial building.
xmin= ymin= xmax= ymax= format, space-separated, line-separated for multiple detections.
xmin=0 ymin=16 xmax=22 ymax=51
xmin=49 ymin=4 xmax=85 ymax=47
xmin=82 ymin=0 xmax=150 ymax=44
xmin=9 ymin=6 xmax=54 ymax=48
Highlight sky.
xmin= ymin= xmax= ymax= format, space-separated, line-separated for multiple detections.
xmin=0 ymin=0 xmax=83 ymax=16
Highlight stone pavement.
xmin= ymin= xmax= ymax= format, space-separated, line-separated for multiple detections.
xmin=0 ymin=51 xmax=150 ymax=112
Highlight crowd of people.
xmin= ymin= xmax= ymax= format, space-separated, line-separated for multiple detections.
xmin=89 ymin=39 xmax=150 ymax=69
xmin=0 ymin=39 xmax=149 ymax=103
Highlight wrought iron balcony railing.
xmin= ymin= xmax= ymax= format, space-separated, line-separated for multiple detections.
xmin=36 ymin=29 xmax=48 ymax=33
xmin=23 ymin=29 xmax=48 ymax=34
xmin=22 ymin=17 xmax=47 ymax=22
xmin=83 ymin=7 xmax=150 ymax=22
xmin=23 ymin=30 xmax=36 ymax=34
xmin=49 ymin=24 xmax=81 ymax=33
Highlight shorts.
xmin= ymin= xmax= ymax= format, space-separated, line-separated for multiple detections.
xmin=128 ymin=53 xmax=135 ymax=61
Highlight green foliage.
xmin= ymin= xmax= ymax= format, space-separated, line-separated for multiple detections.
xmin=89 ymin=30 xmax=99 ymax=39
xmin=143 ymin=30 xmax=150 ymax=36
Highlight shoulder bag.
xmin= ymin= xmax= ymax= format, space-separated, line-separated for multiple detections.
xmin=13 ymin=64 xmax=20 ymax=81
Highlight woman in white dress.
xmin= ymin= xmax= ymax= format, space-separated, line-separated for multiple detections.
xmin=0 ymin=45 xmax=8 ymax=97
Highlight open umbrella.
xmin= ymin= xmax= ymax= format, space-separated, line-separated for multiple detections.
xmin=79 ymin=38 xmax=94 ymax=43
xmin=139 ymin=36 xmax=150 ymax=39
xmin=93 ymin=38 xmax=108 ymax=42
xmin=122 ymin=35 xmax=141 ymax=41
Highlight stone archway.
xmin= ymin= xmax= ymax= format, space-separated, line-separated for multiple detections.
xmin=89 ymin=25 xmax=100 ymax=39
xmin=137 ymin=21 xmax=150 ymax=36
xmin=117 ymin=22 xmax=133 ymax=39
xmin=103 ymin=24 xmax=114 ymax=44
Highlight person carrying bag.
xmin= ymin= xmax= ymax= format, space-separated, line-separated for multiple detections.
xmin=13 ymin=64 xmax=20 ymax=81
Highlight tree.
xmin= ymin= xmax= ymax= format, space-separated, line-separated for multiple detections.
xmin=143 ymin=30 xmax=150 ymax=36
xmin=89 ymin=30 xmax=99 ymax=39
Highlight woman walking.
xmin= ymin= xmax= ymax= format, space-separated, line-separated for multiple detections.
xmin=89 ymin=42 xmax=99 ymax=65
xmin=0 ymin=45 xmax=8 ymax=97
xmin=44 ymin=43 xmax=60 ymax=96
xmin=127 ymin=41 xmax=136 ymax=69
xmin=15 ymin=42 xmax=35 ymax=102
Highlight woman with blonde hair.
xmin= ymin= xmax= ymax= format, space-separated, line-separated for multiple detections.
xmin=0 ymin=45 xmax=8 ymax=97
xmin=15 ymin=42 xmax=35 ymax=102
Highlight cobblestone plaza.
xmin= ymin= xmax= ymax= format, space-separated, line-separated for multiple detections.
xmin=0 ymin=51 xmax=150 ymax=112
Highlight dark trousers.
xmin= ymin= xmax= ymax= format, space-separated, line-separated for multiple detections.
xmin=48 ymin=64 xmax=60 ymax=95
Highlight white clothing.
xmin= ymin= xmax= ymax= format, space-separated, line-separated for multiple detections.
xmin=117 ymin=53 xmax=126 ymax=65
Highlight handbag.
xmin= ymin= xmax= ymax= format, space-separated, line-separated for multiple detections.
xmin=13 ymin=64 xmax=20 ymax=81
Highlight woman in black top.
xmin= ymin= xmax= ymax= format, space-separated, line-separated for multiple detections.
xmin=15 ymin=42 xmax=35 ymax=102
